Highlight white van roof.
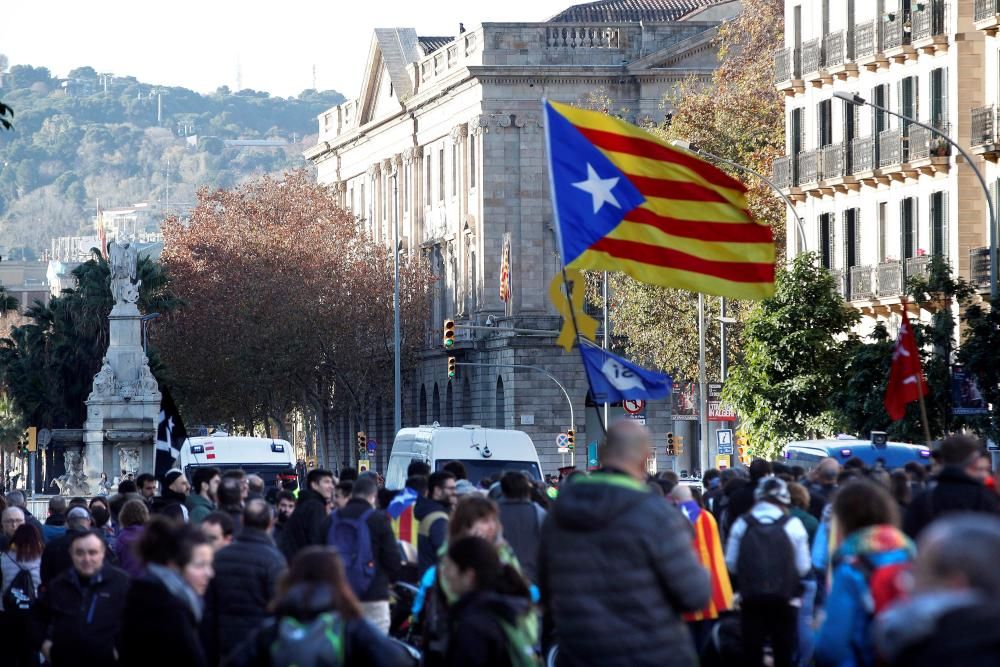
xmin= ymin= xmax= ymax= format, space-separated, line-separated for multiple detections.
xmin=391 ymin=425 xmax=538 ymax=463
xmin=181 ymin=435 xmax=294 ymax=467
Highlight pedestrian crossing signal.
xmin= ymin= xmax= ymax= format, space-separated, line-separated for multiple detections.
xmin=443 ymin=319 xmax=455 ymax=348
xmin=448 ymin=356 xmax=457 ymax=379
xmin=566 ymin=429 xmax=575 ymax=450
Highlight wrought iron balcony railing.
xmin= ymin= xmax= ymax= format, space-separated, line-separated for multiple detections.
xmin=820 ymin=143 xmax=846 ymax=180
xmin=855 ymin=20 xmax=879 ymax=59
xmin=882 ymin=12 xmax=908 ymax=50
xmin=876 ymin=261 xmax=903 ymax=297
xmin=798 ymin=149 xmax=818 ymax=185
xmin=850 ymin=265 xmax=875 ymax=301
xmin=879 ymin=128 xmax=905 ymax=168
xmin=802 ymin=38 xmax=823 ymax=75
xmin=970 ymin=246 xmax=992 ymax=287
xmin=851 ymin=136 xmax=876 ymax=173
xmin=975 ymin=0 xmax=1000 ymax=22
xmin=773 ymin=155 xmax=792 ymax=189
xmin=913 ymin=0 xmax=947 ymax=41
xmin=971 ymin=106 xmax=996 ymax=146
xmin=824 ymin=30 xmax=845 ymax=67
xmin=908 ymin=122 xmax=951 ymax=160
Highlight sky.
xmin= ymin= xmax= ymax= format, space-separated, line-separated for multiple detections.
xmin=1 ymin=0 xmax=573 ymax=99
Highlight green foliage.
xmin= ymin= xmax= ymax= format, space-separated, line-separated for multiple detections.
xmin=722 ymin=253 xmax=859 ymax=458
xmin=958 ymin=301 xmax=1000 ymax=444
xmin=0 ymin=64 xmax=344 ymax=252
xmin=0 ymin=253 xmax=179 ymax=428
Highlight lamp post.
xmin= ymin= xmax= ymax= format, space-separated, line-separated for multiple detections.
xmin=833 ymin=91 xmax=999 ymax=301
xmin=391 ymin=171 xmax=402 ymax=437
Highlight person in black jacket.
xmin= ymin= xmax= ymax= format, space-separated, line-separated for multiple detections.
xmin=414 ymin=472 xmax=456 ymax=575
xmin=202 ymin=499 xmax=287 ymax=663
xmin=903 ymin=435 xmax=1000 ymax=539
xmin=119 ymin=517 xmax=214 ymax=667
xmin=441 ymin=536 xmax=535 ymax=667
xmin=279 ymin=469 xmax=334 ymax=560
xmin=323 ymin=475 xmax=401 ymax=634
xmin=225 ymin=546 xmax=411 ymax=667
xmin=725 ymin=459 xmax=772 ymax=527
xmin=40 ymin=506 xmax=94 ymax=586
xmin=538 ymin=420 xmax=710 ymax=667
xmin=151 ymin=469 xmax=191 ymax=521
xmin=496 ymin=471 xmax=546 ymax=583
xmin=31 ymin=530 xmax=130 ymax=667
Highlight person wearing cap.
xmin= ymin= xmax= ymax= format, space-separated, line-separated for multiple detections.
xmin=151 ymin=469 xmax=191 ymax=522
xmin=724 ymin=476 xmax=810 ymax=667
xmin=40 ymin=506 xmax=95 ymax=587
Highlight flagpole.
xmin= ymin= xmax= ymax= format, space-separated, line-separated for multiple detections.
xmin=697 ymin=293 xmax=708 ymax=475
xmin=603 ymin=271 xmax=609 ymax=428
xmin=905 ymin=300 xmax=934 ymax=447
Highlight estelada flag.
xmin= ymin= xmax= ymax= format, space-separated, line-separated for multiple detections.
xmin=678 ymin=500 xmax=733 ymax=621
xmin=499 ymin=232 xmax=512 ymax=303
xmin=884 ymin=310 xmax=927 ymax=420
xmin=543 ymin=99 xmax=775 ymax=300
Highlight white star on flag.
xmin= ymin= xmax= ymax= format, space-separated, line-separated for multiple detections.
xmin=572 ymin=163 xmax=622 ymax=214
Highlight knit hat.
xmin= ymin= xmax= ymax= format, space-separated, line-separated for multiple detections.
xmin=163 ymin=468 xmax=185 ymax=489
xmin=754 ymin=475 xmax=791 ymax=506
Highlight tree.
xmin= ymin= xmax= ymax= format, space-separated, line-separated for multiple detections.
xmin=722 ymin=253 xmax=860 ymax=458
xmin=960 ymin=300 xmax=1000 ymax=444
xmin=158 ymin=171 xmax=431 ymax=466
xmin=0 ymin=253 xmax=178 ymax=428
xmin=600 ymin=0 xmax=785 ymax=382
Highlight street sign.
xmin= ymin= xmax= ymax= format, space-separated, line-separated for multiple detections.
xmin=556 ymin=433 xmax=570 ymax=453
xmin=716 ymin=428 xmax=734 ymax=455
xmin=623 ymin=399 xmax=645 ymax=415
xmin=587 ymin=443 xmax=599 ymax=470
xmin=367 ymin=439 xmax=377 ymax=455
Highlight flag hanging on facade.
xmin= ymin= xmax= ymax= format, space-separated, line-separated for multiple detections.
xmin=499 ymin=232 xmax=512 ymax=305
xmin=579 ymin=341 xmax=672 ymax=403
xmin=884 ymin=310 xmax=927 ymax=420
xmin=543 ymin=99 xmax=775 ymax=300
xmin=155 ymin=387 xmax=189 ymax=480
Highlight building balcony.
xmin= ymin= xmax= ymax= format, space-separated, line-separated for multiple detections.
xmin=854 ymin=20 xmax=889 ymax=70
xmin=801 ymin=38 xmax=831 ymax=88
xmin=970 ymin=246 xmax=993 ymax=289
xmin=912 ymin=0 xmax=949 ymax=54
xmin=851 ymin=136 xmax=878 ymax=175
xmin=797 ymin=150 xmax=818 ymax=188
xmin=772 ymin=154 xmax=793 ymax=190
xmin=817 ymin=142 xmax=858 ymax=195
xmin=774 ymin=47 xmax=804 ymax=96
xmin=829 ymin=268 xmax=848 ymax=299
xmin=906 ymin=255 xmax=933 ymax=281
xmin=876 ymin=261 xmax=904 ymax=299
xmin=971 ymin=106 xmax=1000 ymax=161
xmin=908 ymin=122 xmax=951 ymax=175
xmin=849 ymin=265 xmax=875 ymax=301
xmin=975 ymin=0 xmax=1000 ymax=35
xmin=823 ymin=30 xmax=858 ymax=80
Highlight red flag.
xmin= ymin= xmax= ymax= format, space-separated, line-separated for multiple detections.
xmin=884 ymin=310 xmax=927 ymax=420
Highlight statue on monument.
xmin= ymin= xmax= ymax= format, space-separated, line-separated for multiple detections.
xmin=108 ymin=240 xmax=140 ymax=305
xmin=50 ymin=449 xmax=89 ymax=496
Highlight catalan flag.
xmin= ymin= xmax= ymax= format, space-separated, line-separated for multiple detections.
xmin=543 ymin=100 xmax=775 ymax=299
xmin=388 ymin=487 xmax=419 ymax=552
xmin=678 ymin=500 xmax=733 ymax=622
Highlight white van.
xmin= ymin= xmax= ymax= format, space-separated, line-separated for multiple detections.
xmin=385 ymin=425 xmax=543 ymax=490
xmin=180 ymin=435 xmax=298 ymax=489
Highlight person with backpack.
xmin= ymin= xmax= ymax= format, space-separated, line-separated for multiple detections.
xmin=441 ymin=536 xmax=538 ymax=667
xmin=323 ymin=475 xmax=400 ymax=635
xmin=814 ymin=479 xmax=915 ymax=667
xmin=725 ymin=476 xmax=811 ymax=667
xmin=2 ymin=522 xmax=43 ymax=667
xmin=202 ymin=499 xmax=287 ymax=664
xmin=225 ymin=546 xmax=412 ymax=667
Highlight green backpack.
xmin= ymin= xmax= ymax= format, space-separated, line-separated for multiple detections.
xmin=498 ymin=613 xmax=542 ymax=667
xmin=269 ymin=612 xmax=346 ymax=667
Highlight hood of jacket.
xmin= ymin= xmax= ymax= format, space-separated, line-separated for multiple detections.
xmin=550 ymin=470 xmax=651 ymax=532
xmin=296 ymin=487 xmax=326 ymax=507
xmin=835 ymin=524 xmax=914 ymax=562
xmin=876 ymin=590 xmax=989 ymax=660
xmin=272 ymin=582 xmax=343 ymax=622
xmin=451 ymin=589 xmax=532 ymax=626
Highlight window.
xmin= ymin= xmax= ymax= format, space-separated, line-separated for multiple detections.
xmin=901 ymin=197 xmax=918 ymax=259
xmin=817 ymin=98 xmax=833 ymax=148
xmin=899 ymin=76 xmax=918 ymax=133
xmin=878 ymin=202 xmax=888 ymax=261
xmin=872 ymin=84 xmax=889 ymax=135
xmin=470 ymin=137 xmax=477 ymax=188
xmin=930 ymin=67 xmax=947 ymax=125
xmin=426 ymin=154 xmax=432 ymax=204
xmin=844 ymin=208 xmax=860 ymax=268
xmin=930 ymin=191 xmax=948 ymax=256
xmin=439 ymin=148 xmax=445 ymax=202
xmin=819 ymin=212 xmax=835 ymax=269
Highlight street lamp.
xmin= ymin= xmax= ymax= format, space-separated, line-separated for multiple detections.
xmin=833 ymin=91 xmax=999 ymax=301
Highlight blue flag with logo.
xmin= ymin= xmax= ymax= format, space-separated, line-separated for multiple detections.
xmin=579 ymin=343 xmax=672 ymax=403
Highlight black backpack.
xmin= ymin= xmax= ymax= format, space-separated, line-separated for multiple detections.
xmin=3 ymin=554 xmax=37 ymax=613
xmin=735 ymin=514 xmax=800 ymax=602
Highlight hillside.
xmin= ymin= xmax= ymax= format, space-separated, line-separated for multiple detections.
xmin=0 ymin=64 xmax=344 ymax=257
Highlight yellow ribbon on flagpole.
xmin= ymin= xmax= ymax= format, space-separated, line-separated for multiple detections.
xmin=548 ymin=269 xmax=599 ymax=351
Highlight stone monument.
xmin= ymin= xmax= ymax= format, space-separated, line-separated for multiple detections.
xmin=82 ymin=241 xmax=161 ymax=493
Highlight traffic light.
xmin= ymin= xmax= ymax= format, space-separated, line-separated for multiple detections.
xmin=566 ymin=429 xmax=575 ymax=450
xmin=26 ymin=427 xmax=37 ymax=453
xmin=448 ymin=356 xmax=457 ymax=379
xmin=443 ymin=319 xmax=455 ymax=348
xmin=675 ymin=435 xmax=684 ymax=455
xmin=357 ymin=431 xmax=366 ymax=451
xmin=736 ymin=431 xmax=750 ymax=465
xmin=666 ymin=432 xmax=675 ymax=456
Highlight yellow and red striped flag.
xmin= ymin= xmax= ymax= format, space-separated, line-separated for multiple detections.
xmin=543 ymin=100 xmax=775 ymax=299
xmin=678 ymin=500 xmax=733 ymax=621
xmin=499 ymin=232 xmax=512 ymax=303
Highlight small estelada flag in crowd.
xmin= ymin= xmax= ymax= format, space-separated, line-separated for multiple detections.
xmin=884 ymin=309 xmax=928 ymax=421
xmin=499 ymin=232 xmax=512 ymax=303
xmin=543 ymin=99 xmax=775 ymax=300
xmin=155 ymin=387 xmax=189 ymax=479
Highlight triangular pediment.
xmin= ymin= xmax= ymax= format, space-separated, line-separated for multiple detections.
xmin=357 ymin=28 xmax=422 ymax=127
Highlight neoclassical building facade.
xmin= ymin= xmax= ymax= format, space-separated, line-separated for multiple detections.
xmin=307 ymin=0 xmax=740 ymax=473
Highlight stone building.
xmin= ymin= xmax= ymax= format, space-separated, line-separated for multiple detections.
xmin=307 ymin=0 xmax=740 ymax=474
xmin=773 ymin=0 xmax=993 ymax=338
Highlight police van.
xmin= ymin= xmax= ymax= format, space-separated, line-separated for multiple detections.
xmin=180 ymin=435 xmax=298 ymax=489
xmin=783 ymin=432 xmax=932 ymax=471
xmin=385 ymin=424 xmax=543 ymax=490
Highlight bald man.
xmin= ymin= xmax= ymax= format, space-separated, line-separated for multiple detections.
xmin=538 ymin=420 xmax=710 ymax=667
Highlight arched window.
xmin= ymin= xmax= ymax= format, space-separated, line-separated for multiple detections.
xmin=446 ymin=381 xmax=454 ymax=427
xmin=495 ymin=376 xmax=506 ymax=429
xmin=419 ymin=385 xmax=427 ymax=425
xmin=432 ymin=383 xmax=441 ymax=424
xmin=463 ymin=376 xmax=473 ymax=425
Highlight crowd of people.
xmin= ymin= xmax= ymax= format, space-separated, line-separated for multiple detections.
xmin=0 ymin=423 xmax=999 ymax=666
